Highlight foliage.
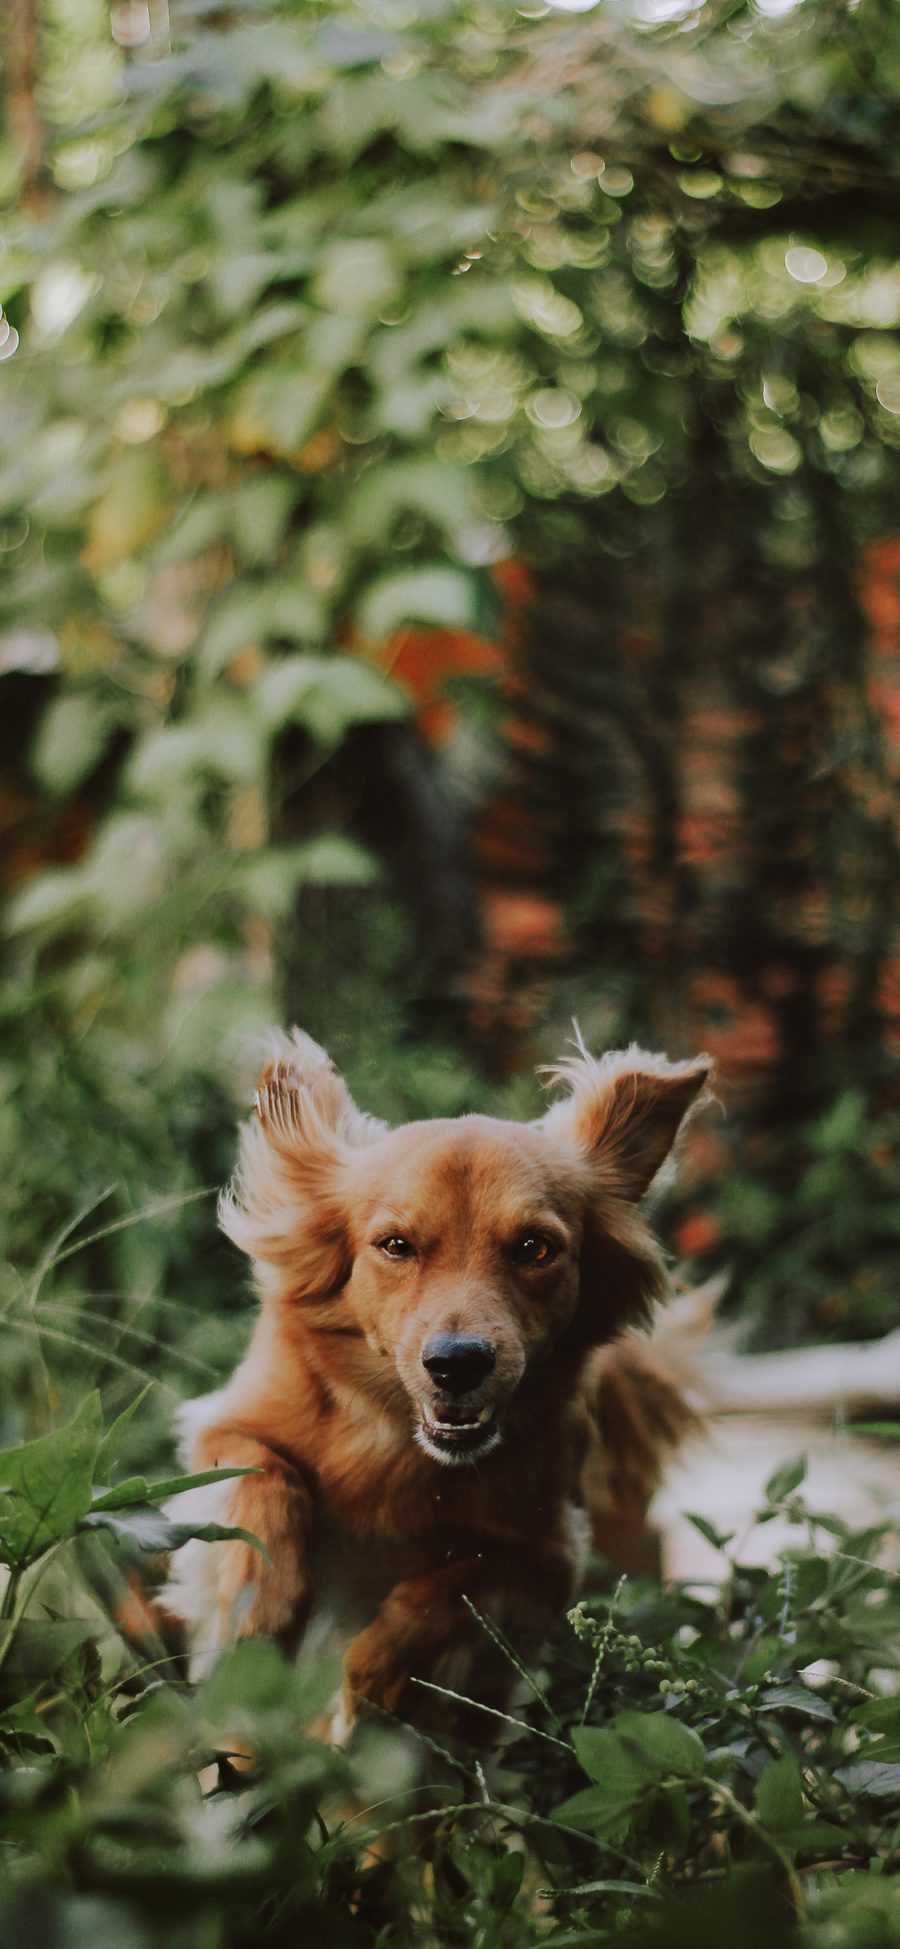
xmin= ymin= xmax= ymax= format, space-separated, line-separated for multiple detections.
xmin=3 ymin=0 xmax=900 ymax=1057
xmin=0 ymin=1369 xmax=896 ymax=1948
xmin=659 ymin=1084 xmax=900 ymax=1347
xmin=708 ymin=1089 xmax=900 ymax=1346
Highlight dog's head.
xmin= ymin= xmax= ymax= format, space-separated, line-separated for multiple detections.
xmin=222 ymin=1030 xmax=711 ymax=1467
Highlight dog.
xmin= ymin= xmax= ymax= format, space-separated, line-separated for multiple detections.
xmin=165 ymin=1030 xmax=711 ymax=1742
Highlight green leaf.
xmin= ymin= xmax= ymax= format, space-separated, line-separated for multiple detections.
xmin=93 ymin=1383 xmax=153 ymax=1484
xmin=78 ymin=1504 xmax=271 ymax=1560
xmin=757 ymin=1684 xmax=836 ymax=1723
xmin=563 ymin=1724 xmax=655 ymax=1833
xmin=685 ymin=1512 xmax=734 ymax=1552
xmin=229 ymin=476 xmax=297 ymax=566
xmin=345 ymin=459 xmax=472 ymax=547
xmin=855 ymin=1740 xmax=900 ymax=1764
xmin=5 ymin=865 xmax=95 ymax=938
xmin=775 ymin=1822 xmax=853 ymax=1856
xmin=614 ymin=1711 xmax=708 ymax=1781
xmin=357 ymin=564 xmax=478 ymax=641
xmin=755 ymin=1755 xmax=805 ymax=1831
xmin=90 ymin=1476 xmax=150 ymax=1511
xmin=257 ymin=652 xmax=408 ymax=744
xmin=92 ymin=1466 xmax=259 ymax=1512
xmin=552 ymin=1780 xmax=640 ymax=1837
xmin=83 ymin=452 xmax=169 ymax=571
xmin=811 ymin=1089 xmax=866 ymax=1154
xmin=833 ymin=1760 xmax=900 ymax=1800
xmin=0 ymin=1620 xmax=98 ymax=1700
xmin=545 ymin=1880 xmax=660 ymax=1900
xmin=31 ymin=694 xmax=119 ymax=799
xmin=127 ymin=701 xmax=263 ymax=796
xmin=201 ymin=1636 xmax=309 ymax=1717
xmin=0 ymin=1394 xmax=104 ymax=1569
xmin=854 ymin=1699 xmax=900 ymax=1735
xmin=313 ymin=238 xmax=397 ymax=316
xmin=200 ymin=584 xmax=326 ymax=676
xmin=228 ymin=368 xmax=328 ymax=460
xmin=764 ymin=1455 xmax=807 ymax=1503
xmin=572 ymin=1723 xmax=645 ymax=1785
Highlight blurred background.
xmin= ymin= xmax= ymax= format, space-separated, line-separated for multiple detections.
xmin=2 ymin=0 xmax=900 ymax=1465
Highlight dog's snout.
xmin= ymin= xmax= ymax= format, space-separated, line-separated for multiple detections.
xmin=422 ymin=1334 xmax=496 ymax=1396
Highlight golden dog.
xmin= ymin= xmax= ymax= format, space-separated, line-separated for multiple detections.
xmin=166 ymin=1031 xmax=710 ymax=1740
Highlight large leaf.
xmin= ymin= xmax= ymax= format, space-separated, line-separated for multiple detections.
xmin=313 ymin=238 xmax=397 ymax=316
xmin=31 ymin=694 xmax=121 ymax=799
xmin=0 ymin=1619 xmax=98 ymax=1701
xmin=0 ymin=1395 xmax=104 ymax=1569
xmin=344 ymin=458 xmax=472 ymax=546
xmin=79 ymin=1504 xmax=271 ymax=1560
xmin=614 ymin=1712 xmax=708 ymax=1782
xmin=757 ymin=1683 xmax=836 ymax=1723
xmin=764 ymin=1456 xmax=807 ymax=1503
xmin=755 ymin=1755 xmax=805 ymax=1831
xmin=82 ymin=453 xmax=170 ymax=572
xmin=356 ymin=565 xmax=478 ymax=641
xmin=4 ymin=865 xmax=96 ymax=938
xmin=91 ymin=1467 xmax=258 ymax=1512
xmin=200 ymin=583 xmax=326 ymax=675
xmin=227 ymin=369 xmax=328 ymax=459
xmin=93 ymin=1385 xmax=153 ymax=1485
xmin=127 ymin=701 xmax=263 ymax=797
xmin=257 ymin=652 xmax=408 ymax=743
xmin=552 ymin=1744 xmax=649 ymax=1838
xmin=833 ymin=1760 xmax=900 ymax=1800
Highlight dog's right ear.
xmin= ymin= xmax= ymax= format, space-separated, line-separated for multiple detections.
xmin=220 ymin=1030 xmax=386 ymax=1297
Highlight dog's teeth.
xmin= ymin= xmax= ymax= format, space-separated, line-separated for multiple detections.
xmin=425 ymin=1407 xmax=495 ymax=1436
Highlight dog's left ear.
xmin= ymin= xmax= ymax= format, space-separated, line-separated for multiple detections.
xmin=541 ymin=1043 xmax=713 ymax=1339
xmin=541 ymin=1043 xmax=712 ymax=1201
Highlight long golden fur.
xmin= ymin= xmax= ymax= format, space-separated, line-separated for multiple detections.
xmin=166 ymin=1031 xmax=711 ymax=1740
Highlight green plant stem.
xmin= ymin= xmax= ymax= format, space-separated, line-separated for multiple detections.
xmin=703 ymin=1776 xmax=806 ymax=1915
xmin=408 ymin=1676 xmax=573 ymax=1750
xmin=0 ymin=1565 xmax=22 ymax=1625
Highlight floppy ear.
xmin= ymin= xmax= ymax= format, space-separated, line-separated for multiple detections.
xmin=541 ymin=1040 xmax=713 ymax=1339
xmin=220 ymin=1029 xmax=386 ymax=1297
xmin=541 ymin=1042 xmax=712 ymax=1202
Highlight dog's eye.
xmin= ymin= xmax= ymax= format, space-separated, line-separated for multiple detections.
xmin=375 ymin=1235 xmax=414 ymax=1260
xmin=513 ymin=1233 xmax=559 ymax=1268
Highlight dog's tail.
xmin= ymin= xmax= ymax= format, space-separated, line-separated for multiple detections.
xmin=584 ymin=1282 xmax=721 ymax=1529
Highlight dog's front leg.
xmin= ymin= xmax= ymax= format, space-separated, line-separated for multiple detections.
xmin=342 ymin=1541 xmax=574 ymax=1743
xmin=167 ymin=1429 xmax=313 ymax=1673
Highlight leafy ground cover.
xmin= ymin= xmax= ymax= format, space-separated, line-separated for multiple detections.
xmin=0 ymin=1211 xmax=897 ymax=1949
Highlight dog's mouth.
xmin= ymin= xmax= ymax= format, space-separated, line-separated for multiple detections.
xmin=416 ymin=1401 xmax=501 ymax=1465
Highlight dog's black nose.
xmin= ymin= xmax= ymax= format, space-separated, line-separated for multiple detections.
xmin=422 ymin=1334 xmax=496 ymax=1396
